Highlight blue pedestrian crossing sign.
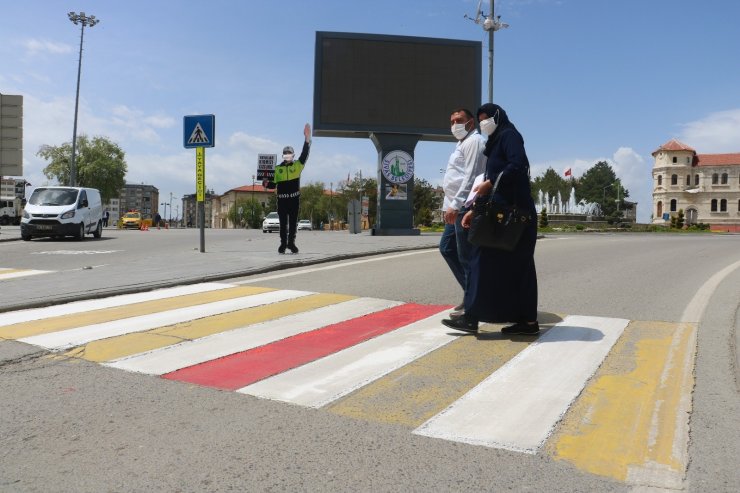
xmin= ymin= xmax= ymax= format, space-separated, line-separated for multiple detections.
xmin=183 ymin=114 xmax=215 ymax=148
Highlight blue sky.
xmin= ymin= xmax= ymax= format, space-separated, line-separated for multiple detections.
xmin=2 ymin=0 xmax=739 ymax=222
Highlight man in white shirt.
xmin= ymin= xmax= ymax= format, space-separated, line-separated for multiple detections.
xmin=440 ymin=108 xmax=487 ymax=313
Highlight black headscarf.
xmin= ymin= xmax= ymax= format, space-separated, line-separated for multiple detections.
xmin=476 ymin=103 xmax=518 ymax=156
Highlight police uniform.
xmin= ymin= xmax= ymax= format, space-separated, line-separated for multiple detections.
xmin=265 ymin=140 xmax=310 ymax=253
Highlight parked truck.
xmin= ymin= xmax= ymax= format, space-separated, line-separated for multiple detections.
xmin=0 ymin=177 xmax=27 ymax=225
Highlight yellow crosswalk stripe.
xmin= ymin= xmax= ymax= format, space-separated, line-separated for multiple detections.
xmin=0 ymin=286 xmax=274 ymax=340
xmin=547 ymin=320 xmax=696 ymax=486
xmin=65 ymin=293 xmax=355 ymax=362
xmin=327 ymin=325 xmax=535 ymax=427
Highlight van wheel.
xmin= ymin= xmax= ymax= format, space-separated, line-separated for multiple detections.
xmin=76 ymin=223 xmax=86 ymax=241
xmin=21 ymin=234 xmax=31 ymax=241
xmin=93 ymin=221 xmax=102 ymax=238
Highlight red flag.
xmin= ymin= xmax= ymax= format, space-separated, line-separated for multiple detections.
xmin=564 ymin=168 xmax=572 ymax=177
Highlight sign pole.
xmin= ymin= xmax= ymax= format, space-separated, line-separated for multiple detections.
xmin=196 ymin=146 xmax=205 ymax=253
xmin=183 ymin=114 xmax=214 ymax=253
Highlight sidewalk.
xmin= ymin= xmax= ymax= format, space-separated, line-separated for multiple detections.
xmin=0 ymin=226 xmax=441 ymax=312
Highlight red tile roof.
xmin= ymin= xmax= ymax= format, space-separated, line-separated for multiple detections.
xmin=694 ymin=153 xmax=740 ymax=166
xmin=651 ymin=138 xmax=696 ymax=156
xmin=226 ymin=184 xmax=272 ymax=193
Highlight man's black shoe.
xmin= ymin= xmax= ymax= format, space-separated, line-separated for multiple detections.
xmin=442 ymin=317 xmax=478 ymax=334
xmin=287 ymin=242 xmax=299 ymax=254
xmin=278 ymin=244 xmax=286 ymax=254
xmin=501 ymin=322 xmax=540 ymax=335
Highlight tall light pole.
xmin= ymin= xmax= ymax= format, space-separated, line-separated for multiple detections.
xmin=68 ymin=11 xmax=99 ymax=187
xmin=465 ymin=0 xmax=509 ymax=103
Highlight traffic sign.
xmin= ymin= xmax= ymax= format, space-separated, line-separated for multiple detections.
xmin=257 ymin=153 xmax=277 ymax=180
xmin=183 ymin=114 xmax=215 ymax=148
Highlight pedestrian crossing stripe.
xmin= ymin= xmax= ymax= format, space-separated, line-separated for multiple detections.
xmin=187 ymin=122 xmax=209 ymax=144
xmin=0 ymin=282 xmax=696 ymax=488
xmin=0 ymin=268 xmax=51 ymax=281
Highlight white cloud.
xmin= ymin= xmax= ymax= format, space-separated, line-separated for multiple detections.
xmin=22 ymin=39 xmax=72 ymax=56
xmin=679 ymin=108 xmax=740 ymax=153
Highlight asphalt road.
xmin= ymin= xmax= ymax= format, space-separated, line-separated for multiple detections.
xmin=0 ymin=228 xmax=738 ymax=492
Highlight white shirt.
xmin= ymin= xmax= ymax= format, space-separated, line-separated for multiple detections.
xmin=442 ymin=130 xmax=487 ymax=211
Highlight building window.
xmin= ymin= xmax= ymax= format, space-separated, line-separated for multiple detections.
xmin=657 ymin=175 xmax=662 ymax=186
xmin=686 ymin=175 xmax=691 ymax=186
xmin=712 ymin=173 xmax=719 ymax=184
xmin=695 ymin=174 xmax=699 ymax=186
xmin=686 ymin=157 xmax=690 ymax=164
xmin=672 ymin=156 xmax=677 ymax=163
xmin=721 ymin=173 xmax=728 ymax=184
xmin=656 ymin=201 xmax=663 ymax=218
xmin=671 ymin=174 xmax=678 ymax=185
xmin=711 ymin=199 xmax=718 ymax=212
xmin=738 ymin=199 xmax=740 ymax=212
xmin=720 ymin=199 xmax=727 ymax=212
xmin=670 ymin=199 xmax=677 ymax=212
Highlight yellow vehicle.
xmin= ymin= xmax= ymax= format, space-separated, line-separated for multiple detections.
xmin=121 ymin=211 xmax=143 ymax=229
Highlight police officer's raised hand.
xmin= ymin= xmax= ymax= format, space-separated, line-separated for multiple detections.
xmin=304 ymin=123 xmax=311 ymax=141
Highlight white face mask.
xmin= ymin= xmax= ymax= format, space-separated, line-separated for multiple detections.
xmin=282 ymin=153 xmax=295 ymax=162
xmin=479 ymin=117 xmax=497 ymax=136
xmin=451 ymin=122 xmax=469 ymax=140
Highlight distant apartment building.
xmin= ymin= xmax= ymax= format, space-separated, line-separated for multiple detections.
xmin=182 ymin=192 xmax=217 ymax=228
xmin=652 ymin=139 xmax=740 ymax=231
xmin=117 ymin=184 xmax=159 ymax=220
xmin=103 ymin=198 xmax=121 ymax=225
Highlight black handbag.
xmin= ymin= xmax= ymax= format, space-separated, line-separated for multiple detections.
xmin=468 ymin=172 xmax=532 ymax=251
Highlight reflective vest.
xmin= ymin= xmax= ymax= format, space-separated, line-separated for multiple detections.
xmin=274 ymin=161 xmax=305 ymax=183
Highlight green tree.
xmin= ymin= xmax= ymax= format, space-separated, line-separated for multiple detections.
xmin=36 ymin=135 xmax=127 ymax=203
xmin=531 ymin=167 xmax=570 ymax=205
xmin=676 ymin=209 xmax=685 ymax=229
xmin=298 ymin=182 xmax=326 ymax=226
xmin=539 ymin=207 xmax=549 ymax=228
xmin=338 ymin=175 xmax=378 ymax=227
xmin=266 ymin=193 xmax=278 ymax=213
xmin=576 ymin=161 xmax=629 ymax=218
xmin=228 ymin=198 xmax=263 ymax=229
xmin=412 ymin=177 xmax=441 ymax=227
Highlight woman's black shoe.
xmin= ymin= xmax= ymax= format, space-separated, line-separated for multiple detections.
xmin=442 ymin=317 xmax=478 ymax=334
xmin=501 ymin=321 xmax=540 ymax=335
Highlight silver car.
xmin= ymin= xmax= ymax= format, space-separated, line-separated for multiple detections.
xmin=262 ymin=212 xmax=280 ymax=233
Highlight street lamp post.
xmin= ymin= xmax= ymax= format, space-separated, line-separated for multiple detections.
xmin=251 ymin=174 xmax=255 ymax=228
xmin=465 ymin=0 xmax=509 ymax=102
xmin=329 ymin=181 xmax=333 ymax=230
xmin=67 ymin=11 xmax=99 ymax=187
xmin=160 ymin=202 xmax=169 ymax=226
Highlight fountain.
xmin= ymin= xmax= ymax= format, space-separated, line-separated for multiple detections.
xmin=535 ymin=186 xmax=606 ymax=227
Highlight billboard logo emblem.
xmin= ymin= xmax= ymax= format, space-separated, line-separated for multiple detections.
xmin=381 ymin=150 xmax=414 ymax=184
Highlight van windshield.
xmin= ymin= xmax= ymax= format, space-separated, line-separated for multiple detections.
xmin=29 ymin=188 xmax=79 ymax=206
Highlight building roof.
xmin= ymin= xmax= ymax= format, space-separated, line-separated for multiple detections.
xmin=651 ymin=138 xmax=696 ymax=156
xmin=225 ymin=184 xmax=272 ymax=194
xmin=694 ymin=153 xmax=740 ymax=166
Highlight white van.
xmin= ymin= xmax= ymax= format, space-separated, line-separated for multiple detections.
xmin=20 ymin=186 xmax=103 ymax=241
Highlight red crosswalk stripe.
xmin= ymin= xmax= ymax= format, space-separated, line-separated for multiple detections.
xmin=162 ymin=303 xmax=449 ymax=390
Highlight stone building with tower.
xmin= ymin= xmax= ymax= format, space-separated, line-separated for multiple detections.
xmin=652 ymin=139 xmax=740 ymax=232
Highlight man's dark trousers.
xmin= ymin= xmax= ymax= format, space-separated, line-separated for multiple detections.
xmin=278 ymin=196 xmax=299 ymax=246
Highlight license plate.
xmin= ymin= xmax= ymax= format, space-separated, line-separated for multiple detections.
xmin=36 ymin=225 xmax=53 ymax=230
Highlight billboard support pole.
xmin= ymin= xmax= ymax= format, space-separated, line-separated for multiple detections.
xmin=369 ymin=133 xmax=421 ymax=236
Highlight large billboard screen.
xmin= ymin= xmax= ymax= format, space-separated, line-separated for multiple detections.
xmin=313 ymin=32 xmax=481 ymax=142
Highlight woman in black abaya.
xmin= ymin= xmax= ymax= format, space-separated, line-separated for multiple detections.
xmin=442 ymin=103 xmax=539 ymax=335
